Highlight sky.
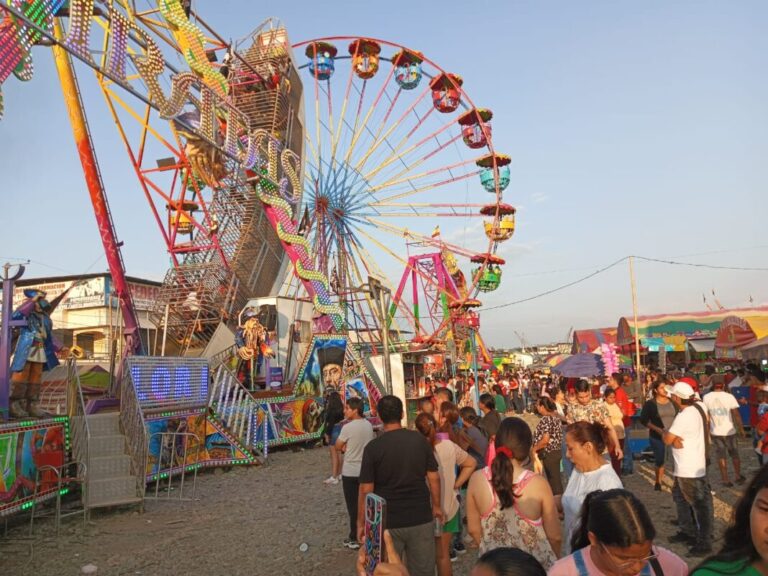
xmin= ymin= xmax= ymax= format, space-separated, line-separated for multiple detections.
xmin=0 ymin=1 xmax=766 ymax=347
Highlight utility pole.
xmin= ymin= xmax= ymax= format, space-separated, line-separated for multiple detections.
xmin=368 ymin=277 xmax=392 ymax=395
xmin=629 ymin=257 xmax=642 ymax=388
xmin=0 ymin=263 xmax=26 ymax=421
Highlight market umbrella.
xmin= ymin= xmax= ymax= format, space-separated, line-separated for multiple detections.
xmin=544 ymin=353 xmax=571 ymax=367
xmin=552 ymin=353 xmax=605 ymax=378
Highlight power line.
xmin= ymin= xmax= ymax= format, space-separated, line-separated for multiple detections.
xmin=481 ymin=254 xmax=768 ymax=311
xmin=633 ymin=256 xmax=768 ymax=272
xmin=481 ymin=257 xmax=629 ymax=311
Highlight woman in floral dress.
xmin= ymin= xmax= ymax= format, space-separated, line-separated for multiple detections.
xmin=466 ymin=417 xmax=561 ymax=568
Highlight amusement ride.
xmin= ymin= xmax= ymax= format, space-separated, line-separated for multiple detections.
xmin=0 ymin=0 xmax=518 ymax=517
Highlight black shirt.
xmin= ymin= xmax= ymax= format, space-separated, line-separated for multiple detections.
xmin=478 ymin=410 xmax=502 ymax=439
xmin=359 ymin=428 xmax=438 ymax=529
xmin=639 ymin=398 xmax=678 ymax=440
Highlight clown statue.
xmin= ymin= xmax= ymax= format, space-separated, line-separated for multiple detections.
xmin=235 ymin=306 xmax=275 ymax=390
xmin=9 ymin=290 xmax=61 ymax=418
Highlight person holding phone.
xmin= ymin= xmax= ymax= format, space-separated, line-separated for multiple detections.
xmin=358 ymin=395 xmax=442 ymax=576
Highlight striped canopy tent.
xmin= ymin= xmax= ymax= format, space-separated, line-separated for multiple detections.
xmin=616 ymin=307 xmax=768 ymax=353
xmin=571 ymin=328 xmax=617 ymax=354
xmin=544 ymin=353 xmax=571 ymax=367
xmin=715 ymin=312 xmax=768 ymax=359
xmin=741 ymin=335 xmax=768 ymax=362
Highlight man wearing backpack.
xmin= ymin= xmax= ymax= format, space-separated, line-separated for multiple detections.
xmin=663 ymin=381 xmax=714 ymax=557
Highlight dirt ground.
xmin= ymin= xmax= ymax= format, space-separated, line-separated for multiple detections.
xmin=2 ymin=425 xmax=762 ymax=576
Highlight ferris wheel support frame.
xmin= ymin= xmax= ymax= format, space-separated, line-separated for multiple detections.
xmin=51 ymin=19 xmax=142 ymax=358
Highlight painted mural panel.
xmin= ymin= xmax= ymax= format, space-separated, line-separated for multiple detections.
xmin=145 ymin=413 xmax=251 ymax=478
xmin=0 ymin=422 xmax=67 ymax=515
xmin=252 ymin=397 xmax=324 ymax=447
xmin=295 ymin=337 xmax=347 ymax=396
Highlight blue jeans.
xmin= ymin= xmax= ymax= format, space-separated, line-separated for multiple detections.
xmin=672 ymin=476 xmax=713 ymax=547
xmin=622 ymin=441 xmax=634 ymax=474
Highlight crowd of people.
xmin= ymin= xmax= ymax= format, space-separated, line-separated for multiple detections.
xmin=322 ymin=362 xmax=768 ymax=575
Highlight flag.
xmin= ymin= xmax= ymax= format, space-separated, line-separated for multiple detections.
xmin=431 ymin=225 xmax=440 ymax=238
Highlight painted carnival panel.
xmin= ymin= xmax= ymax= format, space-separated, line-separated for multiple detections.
xmin=0 ymin=422 xmax=67 ymax=515
xmin=295 ymin=337 xmax=347 ymax=396
xmin=145 ymin=413 xmax=251 ymax=478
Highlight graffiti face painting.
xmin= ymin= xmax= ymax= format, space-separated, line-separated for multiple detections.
xmin=296 ymin=337 xmax=347 ymax=396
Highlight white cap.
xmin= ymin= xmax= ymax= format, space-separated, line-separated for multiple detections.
xmin=665 ymin=381 xmax=696 ymax=400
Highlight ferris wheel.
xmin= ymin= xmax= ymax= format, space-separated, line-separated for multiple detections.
xmin=291 ymin=36 xmax=517 ymax=349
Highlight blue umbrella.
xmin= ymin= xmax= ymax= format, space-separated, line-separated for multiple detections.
xmin=552 ymin=353 xmax=605 ymax=378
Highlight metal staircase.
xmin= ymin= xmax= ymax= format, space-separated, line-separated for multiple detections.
xmin=68 ymin=362 xmax=143 ymax=510
xmin=84 ymin=413 xmax=142 ymax=509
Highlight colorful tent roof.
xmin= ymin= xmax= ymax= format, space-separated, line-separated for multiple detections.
xmin=571 ymin=328 xmax=617 ymax=354
xmin=617 ymin=307 xmax=768 ymax=352
xmin=715 ymin=314 xmax=768 ymax=350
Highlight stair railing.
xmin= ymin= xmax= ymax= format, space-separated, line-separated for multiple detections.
xmin=209 ymin=344 xmax=238 ymax=372
xmin=119 ymin=363 xmax=148 ymax=501
xmin=208 ymin=364 xmax=261 ymax=458
xmin=67 ymin=359 xmax=91 ymax=508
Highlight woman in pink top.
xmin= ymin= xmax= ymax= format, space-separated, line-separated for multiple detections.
xmin=548 ymin=489 xmax=688 ymax=576
xmin=467 ymin=417 xmax=561 ymax=569
xmin=415 ymin=408 xmax=476 ymax=576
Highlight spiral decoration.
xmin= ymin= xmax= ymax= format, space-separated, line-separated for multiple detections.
xmin=256 ymin=182 xmax=345 ymax=331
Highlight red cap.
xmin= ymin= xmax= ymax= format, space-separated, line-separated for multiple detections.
xmin=679 ymin=376 xmax=698 ymax=392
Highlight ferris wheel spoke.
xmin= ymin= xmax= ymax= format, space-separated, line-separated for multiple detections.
xmin=325 ymin=79 xmax=336 ymax=167
xmin=369 ymin=171 xmax=479 ymax=207
xmin=330 ymin=57 xmax=363 ymax=171
xmin=369 ymin=156 xmax=480 ymax=194
xmin=363 ymin=217 xmax=481 ymax=259
xmin=345 ymin=233 xmax=408 ymax=342
xmin=362 ymin=115 xmax=462 ymax=183
xmin=343 ymin=66 xmax=398 ymax=166
xmin=352 ymin=82 xmax=432 ymax=174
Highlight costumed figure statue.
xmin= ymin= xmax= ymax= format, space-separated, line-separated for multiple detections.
xmin=9 ymin=290 xmax=61 ymax=418
xmin=236 ymin=306 xmax=275 ymax=389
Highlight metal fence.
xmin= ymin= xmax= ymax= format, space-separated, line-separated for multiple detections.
xmin=119 ymin=366 xmax=148 ymax=503
xmin=144 ymin=431 xmax=201 ymax=502
xmin=67 ymin=359 xmax=91 ymax=507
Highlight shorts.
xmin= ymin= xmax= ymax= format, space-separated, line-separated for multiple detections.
xmin=712 ymin=434 xmax=738 ymax=460
xmin=11 ymin=361 xmax=43 ymax=385
xmin=649 ymin=436 xmax=668 ymax=467
xmin=442 ymin=511 xmax=459 ymax=534
xmin=329 ymin=423 xmax=342 ymax=446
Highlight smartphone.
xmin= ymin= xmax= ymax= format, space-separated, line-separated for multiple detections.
xmin=363 ymin=493 xmax=387 ymax=576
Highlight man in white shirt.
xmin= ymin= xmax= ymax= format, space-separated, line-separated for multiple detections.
xmin=703 ymin=380 xmax=746 ymax=488
xmin=663 ymin=381 xmax=714 ymax=557
xmin=336 ymin=397 xmax=375 ymax=550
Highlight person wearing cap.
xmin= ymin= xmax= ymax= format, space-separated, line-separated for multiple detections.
xmin=702 ymin=378 xmax=746 ymax=487
xmin=663 ymin=381 xmax=714 ymax=557
xmin=9 ymin=289 xmax=60 ymax=418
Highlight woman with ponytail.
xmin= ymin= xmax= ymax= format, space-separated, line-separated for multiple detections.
xmin=466 ymin=417 xmax=561 ymax=568
xmin=558 ymin=421 xmax=623 ymax=554
xmin=549 ymin=489 xmax=687 ymax=575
